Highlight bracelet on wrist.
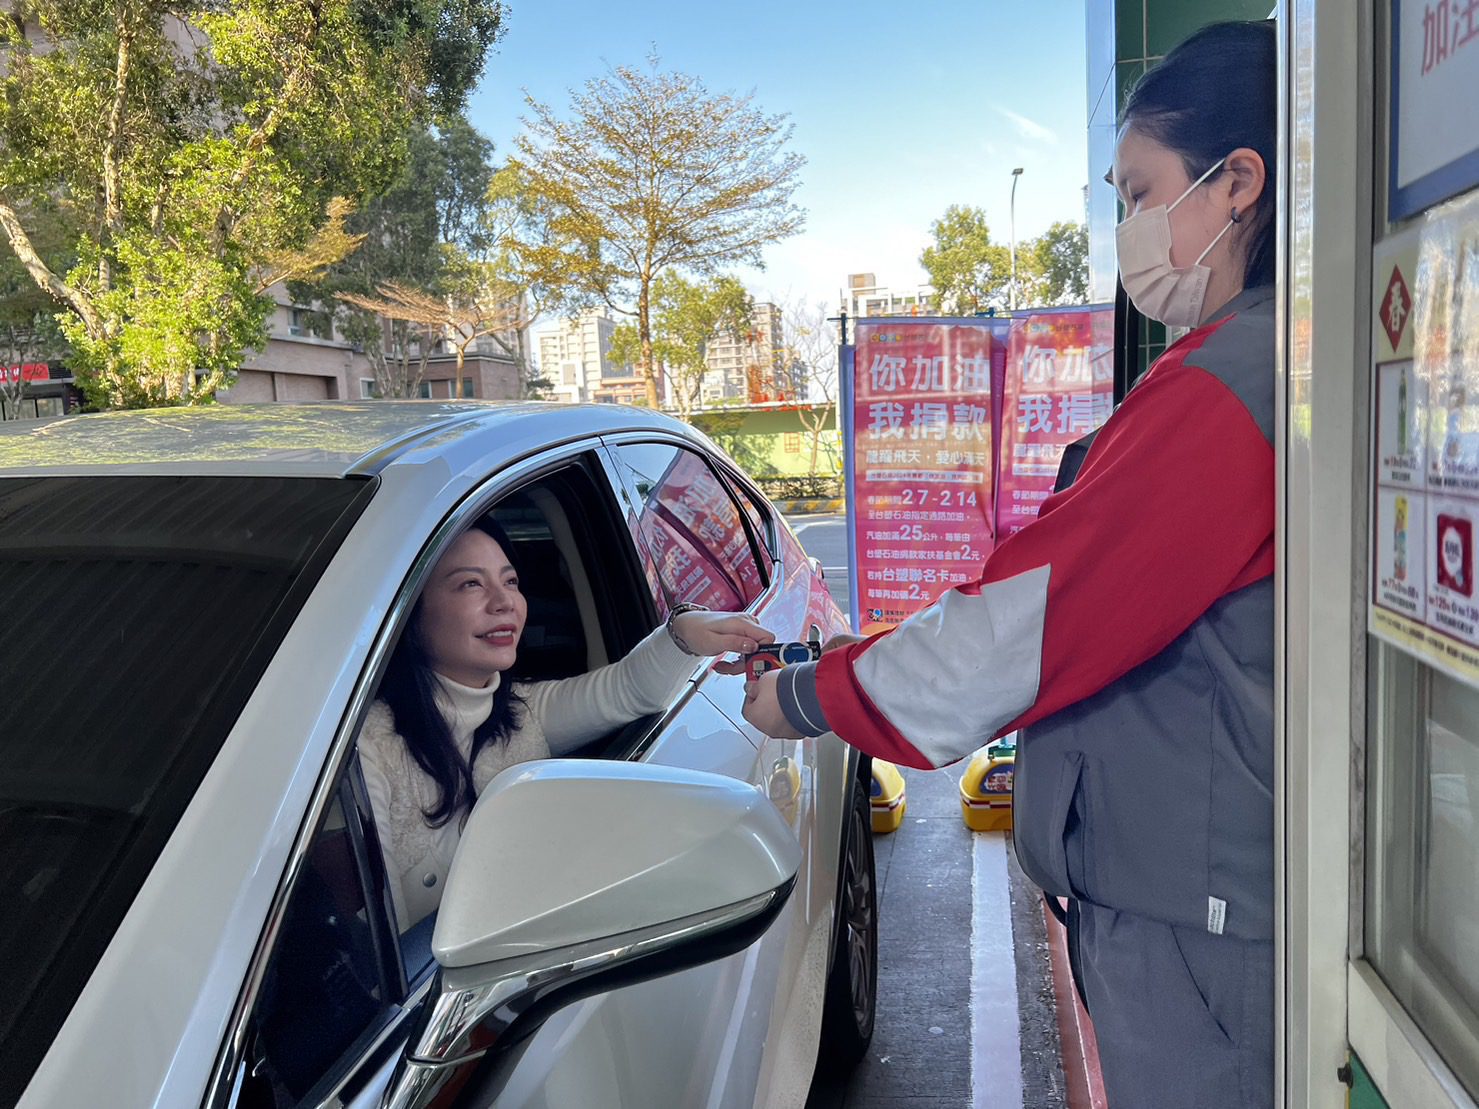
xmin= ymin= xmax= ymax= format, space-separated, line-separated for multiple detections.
xmin=666 ymin=602 xmax=709 ymax=656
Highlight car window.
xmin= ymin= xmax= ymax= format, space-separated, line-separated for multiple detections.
xmin=491 ymin=486 xmax=592 ymax=680
xmin=0 ymin=474 xmax=374 ymax=1107
xmin=237 ymin=768 xmax=400 ymax=1109
xmin=608 ymin=443 xmax=768 ymax=615
xmin=358 ymin=454 xmax=660 ymax=978
xmin=718 ymin=467 xmax=777 ymax=565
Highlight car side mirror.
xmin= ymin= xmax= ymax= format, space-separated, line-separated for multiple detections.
xmin=380 ymin=759 xmax=801 ymax=1109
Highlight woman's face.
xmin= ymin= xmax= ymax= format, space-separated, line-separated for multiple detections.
xmin=416 ymin=529 xmax=527 ymax=688
xmin=1111 ymin=126 xmax=1232 ymax=271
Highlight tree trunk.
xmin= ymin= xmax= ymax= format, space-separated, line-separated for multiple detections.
xmin=100 ymin=4 xmax=137 ymax=291
xmin=412 ymin=331 xmax=432 ymax=397
xmin=812 ymin=402 xmax=833 ymax=473
xmin=0 ymin=202 xmax=103 ymax=337
xmin=638 ymin=273 xmax=657 ymax=408
xmin=514 ymin=327 xmax=529 ymax=397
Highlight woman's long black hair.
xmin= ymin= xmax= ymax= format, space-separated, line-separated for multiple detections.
xmin=1120 ymin=20 xmax=1278 ymax=289
xmin=378 ymin=516 xmax=527 ymax=828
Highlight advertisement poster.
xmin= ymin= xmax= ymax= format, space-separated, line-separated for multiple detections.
xmin=1369 ymin=195 xmax=1479 ymax=683
xmin=1390 ymin=0 xmax=1479 ymax=219
xmin=847 ymin=320 xmax=1002 ymax=634
xmin=0 ymin=362 xmax=49 ymax=386
xmin=995 ymin=308 xmax=1115 ymax=538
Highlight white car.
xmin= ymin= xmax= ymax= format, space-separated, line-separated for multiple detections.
xmin=0 ymin=402 xmax=877 ymax=1109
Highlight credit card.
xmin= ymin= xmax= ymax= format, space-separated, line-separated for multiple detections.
xmin=743 ymin=640 xmax=822 ymax=681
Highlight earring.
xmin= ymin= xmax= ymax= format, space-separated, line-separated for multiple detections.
xmin=1230 ymin=207 xmax=1241 ymax=224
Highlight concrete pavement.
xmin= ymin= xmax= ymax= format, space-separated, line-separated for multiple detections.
xmin=789 ymin=510 xmax=1067 ymax=1108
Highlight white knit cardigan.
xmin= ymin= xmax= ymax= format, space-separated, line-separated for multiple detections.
xmin=359 ymin=625 xmax=696 ymax=930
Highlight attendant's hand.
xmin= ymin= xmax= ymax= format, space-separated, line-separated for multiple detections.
xmin=822 ymin=632 xmax=867 ymax=653
xmin=742 ymin=669 xmax=804 ymax=740
xmin=670 ymin=610 xmax=774 ymax=657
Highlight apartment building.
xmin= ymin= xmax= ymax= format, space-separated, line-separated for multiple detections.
xmin=534 ymin=310 xmax=645 ymax=404
xmin=841 ymin=272 xmax=940 ymax=319
xmin=700 ymin=301 xmax=799 ymax=405
xmin=221 ymin=284 xmax=521 ymax=404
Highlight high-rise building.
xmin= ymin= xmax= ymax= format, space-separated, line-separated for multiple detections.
xmin=700 ymin=302 xmax=794 ymax=405
xmin=841 ymin=273 xmax=940 ymax=320
xmin=535 ymin=311 xmax=635 ymax=404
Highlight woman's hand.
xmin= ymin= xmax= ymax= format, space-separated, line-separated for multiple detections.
xmin=670 ymin=610 xmax=775 ymax=657
xmin=742 ymin=670 xmax=804 ymax=739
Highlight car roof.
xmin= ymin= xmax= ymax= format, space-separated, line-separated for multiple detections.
xmin=0 ymin=401 xmax=695 ymax=477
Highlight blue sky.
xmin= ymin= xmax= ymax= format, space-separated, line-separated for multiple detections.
xmin=465 ymin=0 xmax=1090 ymax=312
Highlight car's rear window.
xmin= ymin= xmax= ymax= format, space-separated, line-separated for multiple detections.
xmin=0 ymin=474 xmax=374 ymax=1104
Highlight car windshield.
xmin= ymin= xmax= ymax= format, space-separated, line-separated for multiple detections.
xmin=0 ymin=473 xmax=374 ymax=1104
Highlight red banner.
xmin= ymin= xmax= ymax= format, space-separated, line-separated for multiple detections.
xmin=995 ymin=309 xmax=1114 ymax=538
xmin=850 ymin=321 xmax=1000 ymax=634
xmin=0 ymin=363 xmax=50 ymax=386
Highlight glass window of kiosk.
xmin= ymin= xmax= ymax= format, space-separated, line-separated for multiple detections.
xmin=1367 ymin=645 xmax=1479 ymax=1095
xmin=1 ymin=395 xmax=62 ymax=420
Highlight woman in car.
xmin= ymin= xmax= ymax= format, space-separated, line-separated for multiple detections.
xmin=360 ymin=516 xmax=771 ymax=931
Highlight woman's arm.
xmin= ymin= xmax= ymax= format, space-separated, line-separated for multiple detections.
xmin=750 ymin=319 xmax=1275 ymax=767
xmin=523 ymin=612 xmax=771 ymax=754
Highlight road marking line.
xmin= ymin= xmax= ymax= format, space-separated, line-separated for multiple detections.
xmin=789 ymin=518 xmax=844 ymax=537
xmin=971 ymin=830 xmax=1025 ymax=1108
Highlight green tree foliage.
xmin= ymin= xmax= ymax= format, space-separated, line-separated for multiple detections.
xmin=1024 ymin=220 xmax=1090 ymax=306
xmin=0 ymin=0 xmax=504 ymax=408
xmin=304 ymin=131 xmax=575 ymax=399
xmin=293 ymin=120 xmax=487 ymax=398
xmin=608 ymin=272 xmax=752 ymax=418
xmin=920 ymin=205 xmax=1013 ymax=314
xmin=920 ymin=206 xmax=1090 ymax=313
xmin=509 ymin=57 xmax=805 ymax=409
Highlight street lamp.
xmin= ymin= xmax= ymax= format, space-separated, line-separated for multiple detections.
xmin=1009 ymin=167 xmax=1024 ymax=311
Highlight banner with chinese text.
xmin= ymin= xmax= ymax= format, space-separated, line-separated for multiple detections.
xmin=0 ymin=362 xmax=50 ymax=386
xmin=996 ymin=308 xmax=1115 ymax=539
xmin=847 ymin=320 xmax=1003 ymax=634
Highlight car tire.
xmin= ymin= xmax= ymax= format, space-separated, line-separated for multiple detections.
xmin=816 ymin=776 xmax=878 ymax=1074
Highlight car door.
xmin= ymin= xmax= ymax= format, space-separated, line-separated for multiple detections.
xmin=597 ymin=434 xmax=836 ymax=1107
xmin=225 ymin=755 xmax=418 ymax=1109
xmin=433 ymin=446 xmax=792 ymax=1109
xmin=217 ymin=438 xmax=814 ymax=1109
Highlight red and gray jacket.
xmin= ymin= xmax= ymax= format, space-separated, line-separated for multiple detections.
xmin=778 ymin=285 xmax=1276 ymax=940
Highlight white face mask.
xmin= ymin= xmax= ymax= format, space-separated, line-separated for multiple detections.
xmin=1115 ymin=157 xmax=1236 ymax=328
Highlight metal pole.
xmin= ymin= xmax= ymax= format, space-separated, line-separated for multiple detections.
xmin=1009 ymin=166 xmax=1023 ymax=311
xmin=828 ymin=307 xmax=850 ymax=346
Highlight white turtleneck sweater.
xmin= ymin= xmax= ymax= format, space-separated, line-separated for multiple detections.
xmin=359 ymin=624 xmax=696 ymax=930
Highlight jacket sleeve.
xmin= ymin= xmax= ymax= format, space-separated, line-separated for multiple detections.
xmin=520 ymin=624 xmax=696 ymax=754
xmin=357 ymin=721 xmax=412 ymax=928
xmin=775 ymin=357 xmax=1275 ymax=769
